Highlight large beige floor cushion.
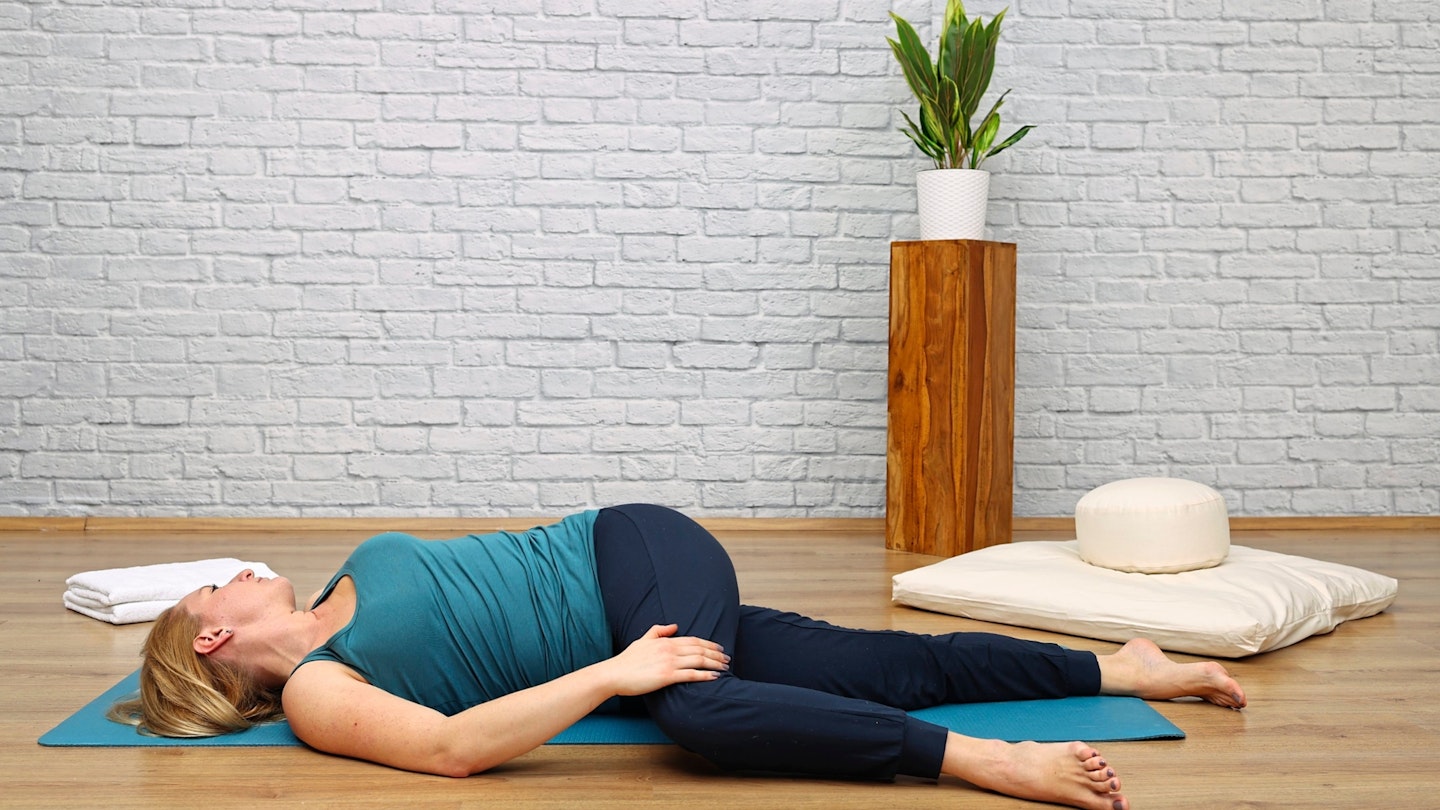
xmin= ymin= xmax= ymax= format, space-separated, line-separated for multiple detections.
xmin=892 ymin=478 xmax=1398 ymax=658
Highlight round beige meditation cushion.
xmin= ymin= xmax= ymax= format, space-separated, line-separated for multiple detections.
xmin=1075 ymin=477 xmax=1231 ymax=574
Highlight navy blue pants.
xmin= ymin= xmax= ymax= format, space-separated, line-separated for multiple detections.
xmin=591 ymin=504 xmax=1102 ymax=781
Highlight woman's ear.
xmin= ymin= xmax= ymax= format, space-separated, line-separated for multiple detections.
xmin=193 ymin=627 xmax=233 ymax=656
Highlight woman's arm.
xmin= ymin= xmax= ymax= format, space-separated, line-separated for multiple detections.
xmin=282 ymin=624 xmax=728 ymax=777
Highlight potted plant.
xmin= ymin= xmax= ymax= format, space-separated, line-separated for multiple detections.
xmin=888 ymin=0 xmax=1033 ymax=241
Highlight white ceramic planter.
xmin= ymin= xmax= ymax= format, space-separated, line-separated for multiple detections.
xmin=915 ymin=168 xmax=990 ymax=241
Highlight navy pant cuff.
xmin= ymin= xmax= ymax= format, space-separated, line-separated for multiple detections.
xmin=897 ymin=717 xmax=949 ymax=779
xmin=1066 ymin=648 xmax=1103 ymax=696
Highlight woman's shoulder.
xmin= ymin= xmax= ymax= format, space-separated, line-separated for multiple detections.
xmin=289 ymin=633 xmax=367 ymax=693
xmin=361 ymin=531 xmax=423 ymax=548
xmin=283 ymin=659 xmax=369 ymax=721
xmin=289 ymin=657 xmax=367 ymax=688
xmin=345 ymin=531 xmax=423 ymax=565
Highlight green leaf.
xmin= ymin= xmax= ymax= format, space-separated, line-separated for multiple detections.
xmin=937 ymin=19 xmax=959 ymax=87
xmin=943 ymin=0 xmax=968 ymax=35
xmin=916 ymin=103 xmax=938 ymax=140
xmin=900 ymin=110 xmax=946 ymax=165
xmin=902 ymin=132 xmax=944 ymax=165
xmin=937 ymin=0 xmax=967 ymax=87
xmin=978 ymin=87 xmax=1010 ymax=129
xmin=985 ymin=124 xmax=1035 ymax=159
xmin=887 ymin=39 xmax=932 ymax=105
xmin=917 ymin=97 xmax=948 ymax=153
xmin=936 ymin=75 xmax=962 ymax=168
xmin=972 ymin=111 xmax=1001 ymax=167
xmin=915 ymin=105 xmax=940 ymax=149
xmin=975 ymin=12 xmax=1003 ymax=113
xmin=888 ymin=14 xmax=937 ymax=101
xmin=969 ymin=88 xmax=1018 ymax=168
xmin=989 ymin=7 xmax=1007 ymax=35
xmin=957 ymin=19 xmax=989 ymax=121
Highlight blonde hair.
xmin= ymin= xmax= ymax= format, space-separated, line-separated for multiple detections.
xmin=107 ymin=605 xmax=285 ymax=737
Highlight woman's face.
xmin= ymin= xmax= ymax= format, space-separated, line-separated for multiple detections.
xmin=178 ymin=568 xmax=297 ymax=632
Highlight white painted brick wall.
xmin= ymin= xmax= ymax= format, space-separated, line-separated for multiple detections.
xmin=2 ymin=0 xmax=1437 ymax=517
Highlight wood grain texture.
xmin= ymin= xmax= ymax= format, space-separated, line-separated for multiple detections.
xmin=2 ymin=524 xmax=1436 ymax=809
xmin=887 ymin=239 xmax=1016 ymax=557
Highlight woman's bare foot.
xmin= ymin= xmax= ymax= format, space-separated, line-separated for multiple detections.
xmin=943 ymin=734 xmax=1127 ymax=810
xmin=1098 ymin=638 xmax=1247 ymax=709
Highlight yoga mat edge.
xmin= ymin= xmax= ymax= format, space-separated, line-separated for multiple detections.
xmin=40 ymin=670 xmax=1184 ymax=748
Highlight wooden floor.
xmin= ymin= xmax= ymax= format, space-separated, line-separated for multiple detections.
xmin=2 ymin=524 xmax=1437 ymax=809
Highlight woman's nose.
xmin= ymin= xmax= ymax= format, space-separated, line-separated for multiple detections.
xmin=230 ymin=569 xmax=255 ymax=583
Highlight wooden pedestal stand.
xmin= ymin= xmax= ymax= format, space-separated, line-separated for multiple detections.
xmin=886 ymin=239 xmax=1016 ymax=557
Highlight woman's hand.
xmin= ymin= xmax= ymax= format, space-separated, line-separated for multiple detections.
xmin=602 ymin=624 xmax=730 ymax=697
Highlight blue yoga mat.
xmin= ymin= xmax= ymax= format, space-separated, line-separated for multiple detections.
xmin=39 ymin=670 xmax=1183 ymax=748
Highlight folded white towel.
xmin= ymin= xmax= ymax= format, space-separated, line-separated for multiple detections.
xmin=64 ymin=558 xmax=279 ymax=623
xmin=63 ymin=592 xmax=176 ymax=625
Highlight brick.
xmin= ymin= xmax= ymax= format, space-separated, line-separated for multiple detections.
xmin=274 ymin=39 xmax=377 ymax=65
xmin=272 ymin=481 xmax=376 ymax=505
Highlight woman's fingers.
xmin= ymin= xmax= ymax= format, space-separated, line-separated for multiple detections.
xmin=656 ymin=642 xmax=729 ymax=675
xmin=671 ymin=640 xmax=728 ymax=663
xmin=644 ymin=625 xmax=723 ymax=650
xmin=668 ymin=635 xmax=725 ymax=653
xmin=686 ymin=650 xmax=730 ymax=670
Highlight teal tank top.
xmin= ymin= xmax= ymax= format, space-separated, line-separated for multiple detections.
xmin=296 ymin=510 xmax=609 ymax=716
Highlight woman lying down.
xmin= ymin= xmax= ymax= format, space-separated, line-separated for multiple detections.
xmin=112 ymin=503 xmax=1245 ymax=810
